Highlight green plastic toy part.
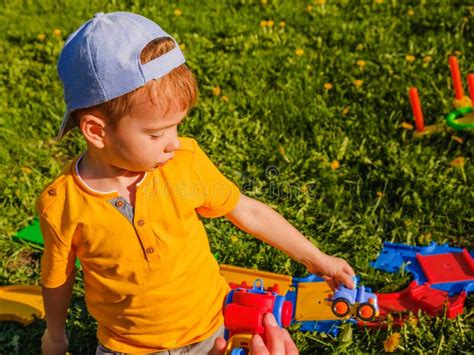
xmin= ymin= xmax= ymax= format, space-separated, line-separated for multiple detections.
xmin=15 ymin=218 xmax=81 ymax=268
xmin=445 ymin=106 xmax=474 ymax=130
xmin=15 ymin=218 xmax=44 ymax=244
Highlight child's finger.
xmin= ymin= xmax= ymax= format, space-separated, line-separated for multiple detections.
xmin=207 ymin=337 xmax=227 ymax=355
xmin=343 ymin=263 xmax=356 ymax=276
xmin=282 ymin=329 xmax=299 ymax=354
xmin=262 ymin=313 xmax=286 ymax=354
xmin=340 ymin=273 xmax=355 ymax=289
xmin=251 ymin=334 xmax=270 ymax=355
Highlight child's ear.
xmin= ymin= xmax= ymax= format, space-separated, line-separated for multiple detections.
xmin=79 ymin=114 xmax=107 ymax=148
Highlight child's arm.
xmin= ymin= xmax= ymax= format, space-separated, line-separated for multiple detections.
xmin=41 ymin=269 xmax=75 ymax=355
xmin=225 ymin=194 xmax=355 ymax=289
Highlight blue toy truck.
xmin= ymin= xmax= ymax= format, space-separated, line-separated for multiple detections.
xmin=328 ymin=277 xmax=380 ymax=321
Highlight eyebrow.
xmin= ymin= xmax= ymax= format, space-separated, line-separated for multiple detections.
xmin=143 ymin=118 xmax=185 ymax=132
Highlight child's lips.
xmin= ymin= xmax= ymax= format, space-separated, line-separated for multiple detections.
xmin=157 ymin=158 xmax=172 ymax=167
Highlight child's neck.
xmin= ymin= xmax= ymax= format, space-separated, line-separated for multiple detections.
xmin=77 ymin=151 xmax=145 ymax=205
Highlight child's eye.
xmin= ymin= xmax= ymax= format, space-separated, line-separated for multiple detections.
xmin=150 ymin=134 xmax=163 ymax=140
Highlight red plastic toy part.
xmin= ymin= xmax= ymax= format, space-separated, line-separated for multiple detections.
xmin=223 ymin=278 xmax=293 ymax=355
xmin=449 ymin=56 xmax=464 ymax=100
xmin=409 ymin=87 xmax=425 ymax=132
xmin=225 ymin=303 xmax=265 ymax=334
xmin=416 ymin=249 xmax=474 ymax=285
xmin=468 ymin=74 xmax=474 ymax=104
xmin=280 ymin=301 xmax=293 ymax=328
xmin=377 ymin=281 xmax=466 ymax=319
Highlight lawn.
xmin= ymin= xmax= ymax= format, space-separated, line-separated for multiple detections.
xmin=0 ymin=0 xmax=473 ymax=353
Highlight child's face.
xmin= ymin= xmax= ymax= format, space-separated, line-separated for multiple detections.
xmin=103 ymin=98 xmax=187 ymax=172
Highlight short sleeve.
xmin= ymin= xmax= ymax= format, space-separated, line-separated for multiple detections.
xmin=39 ymin=214 xmax=76 ymax=288
xmin=192 ymin=141 xmax=240 ymax=218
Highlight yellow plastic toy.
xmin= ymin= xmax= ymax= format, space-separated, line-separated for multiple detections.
xmin=0 ymin=285 xmax=45 ymax=325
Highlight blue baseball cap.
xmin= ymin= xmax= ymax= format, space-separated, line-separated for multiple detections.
xmin=56 ymin=11 xmax=186 ymax=140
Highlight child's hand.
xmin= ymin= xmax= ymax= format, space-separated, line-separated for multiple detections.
xmin=41 ymin=329 xmax=69 ymax=355
xmin=209 ymin=314 xmax=298 ymax=355
xmin=309 ymin=252 xmax=356 ymax=290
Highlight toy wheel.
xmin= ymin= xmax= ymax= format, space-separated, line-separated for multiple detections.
xmin=331 ymin=298 xmax=351 ymax=317
xmin=231 ymin=347 xmax=247 ymax=355
xmin=357 ymin=303 xmax=376 ymax=321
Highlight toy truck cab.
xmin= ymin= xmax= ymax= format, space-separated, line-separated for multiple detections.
xmin=329 ymin=277 xmax=379 ymax=321
xmin=223 ymin=279 xmax=293 ymax=355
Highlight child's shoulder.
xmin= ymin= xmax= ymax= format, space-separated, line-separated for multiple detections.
xmin=36 ymin=159 xmax=76 ymax=216
xmin=172 ymin=137 xmax=202 ymax=163
xmin=177 ymin=136 xmax=198 ymax=153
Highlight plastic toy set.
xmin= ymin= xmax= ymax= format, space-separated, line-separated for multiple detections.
xmin=219 ymin=242 xmax=473 ymax=353
xmin=7 ymin=219 xmax=474 ymax=354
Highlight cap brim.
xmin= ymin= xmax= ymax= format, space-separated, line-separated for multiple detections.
xmin=56 ymin=111 xmax=74 ymax=142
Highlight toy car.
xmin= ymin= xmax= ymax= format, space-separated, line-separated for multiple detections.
xmin=328 ymin=277 xmax=379 ymax=321
xmin=223 ymin=278 xmax=293 ymax=354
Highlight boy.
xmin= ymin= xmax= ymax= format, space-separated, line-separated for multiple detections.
xmin=38 ymin=11 xmax=355 ymax=354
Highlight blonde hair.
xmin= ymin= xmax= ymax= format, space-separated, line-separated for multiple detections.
xmin=71 ymin=37 xmax=198 ymax=128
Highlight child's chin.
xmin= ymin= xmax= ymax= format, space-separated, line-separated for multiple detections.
xmin=155 ymin=160 xmax=169 ymax=168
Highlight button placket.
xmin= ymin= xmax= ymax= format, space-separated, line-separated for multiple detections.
xmin=135 ymin=217 xmax=158 ymax=261
xmin=134 ymin=183 xmax=159 ymax=261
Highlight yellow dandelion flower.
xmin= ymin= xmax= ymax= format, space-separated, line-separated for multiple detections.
xmin=314 ymin=0 xmax=326 ymax=5
xmin=451 ymin=157 xmax=465 ymax=168
xmin=261 ymin=0 xmax=268 ymax=4
xmin=295 ymin=48 xmax=304 ymax=56
xmin=354 ymin=79 xmax=363 ymax=88
xmin=323 ymin=82 xmax=333 ymax=90
xmin=423 ymin=55 xmax=432 ymax=63
xmin=401 ymin=122 xmax=414 ymax=130
xmin=452 ymin=136 xmax=464 ymax=144
xmin=407 ymin=8 xmax=415 ymax=16
xmin=37 ymin=33 xmax=46 ymax=41
xmin=179 ymin=43 xmax=186 ymax=50
xmin=330 ymin=160 xmax=340 ymax=170
xmin=383 ymin=332 xmax=401 ymax=353
xmin=376 ymin=191 xmax=384 ymax=198
xmin=405 ymin=54 xmax=416 ymax=63
xmin=356 ymin=60 xmax=366 ymax=68
xmin=230 ymin=235 xmax=238 ymax=243
xmin=307 ymin=5 xmax=313 ymax=12
xmin=212 ymin=86 xmax=221 ymax=96
xmin=260 ymin=20 xmax=268 ymax=27
xmin=222 ymin=95 xmax=229 ymax=103
xmin=53 ymin=28 xmax=61 ymax=37
xmin=407 ymin=315 xmax=418 ymax=326
xmin=342 ymin=107 xmax=349 ymax=116
xmin=174 ymin=9 xmax=182 ymax=16
xmin=21 ymin=166 xmax=32 ymax=174
xmin=279 ymin=21 xmax=286 ymax=27
xmin=375 ymin=0 xmax=384 ymax=3
xmin=267 ymin=20 xmax=274 ymax=27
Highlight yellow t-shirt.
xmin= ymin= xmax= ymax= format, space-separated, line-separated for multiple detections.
xmin=36 ymin=137 xmax=240 ymax=353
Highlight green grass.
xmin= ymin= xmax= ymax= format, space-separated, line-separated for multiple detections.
xmin=1 ymin=0 xmax=473 ymax=353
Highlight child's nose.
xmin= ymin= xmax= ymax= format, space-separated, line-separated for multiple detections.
xmin=165 ymin=136 xmax=181 ymax=152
